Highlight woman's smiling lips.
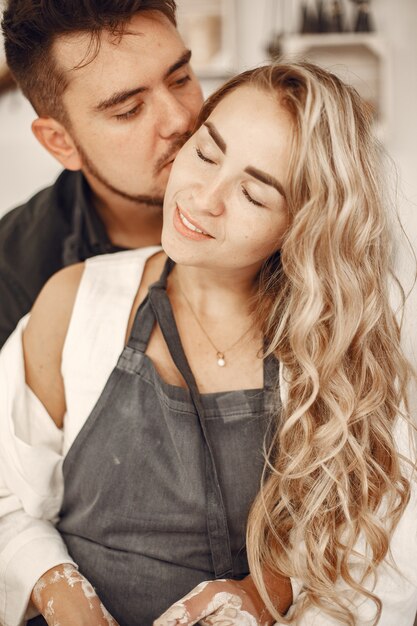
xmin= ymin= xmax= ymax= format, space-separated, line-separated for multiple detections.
xmin=173 ymin=205 xmax=213 ymax=241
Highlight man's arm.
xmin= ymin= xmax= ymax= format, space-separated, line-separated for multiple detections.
xmin=0 ymin=267 xmax=119 ymax=625
xmin=0 ymin=312 xmax=75 ymax=625
xmin=0 ymin=507 xmax=76 ymax=626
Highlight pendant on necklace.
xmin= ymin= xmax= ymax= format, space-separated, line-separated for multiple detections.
xmin=217 ymin=352 xmax=226 ymax=367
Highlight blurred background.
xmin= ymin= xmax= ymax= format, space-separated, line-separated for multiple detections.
xmin=1 ymin=0 xmax=417 ymax=216
xmin=1 ymin=0 xmax=417 ymax=217
xmin=0 ymin=0 xmax=416 ymax=361
xmin=0 ymin=0 xmax=417 ymax=214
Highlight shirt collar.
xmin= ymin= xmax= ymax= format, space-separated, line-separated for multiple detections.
xmin=63 ymin=172 xmax=125 ymax=266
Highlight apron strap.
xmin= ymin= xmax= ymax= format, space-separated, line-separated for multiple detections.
xmin=148 ymin=281 xmax=234 ymax=578
xmin=126 ymin=257 xmax=175 ymax=353
xmin=263 ymin=352 xmax=280 ymax=391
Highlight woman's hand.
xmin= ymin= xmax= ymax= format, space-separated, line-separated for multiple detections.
xmin=31 ymin=563 xmax=119 ymax=626
xmin=154 ymin=576 xmax=276 ymax=626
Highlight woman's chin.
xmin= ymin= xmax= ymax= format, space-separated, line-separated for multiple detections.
xmin=160 ymin=230 xmax=189 ymax=265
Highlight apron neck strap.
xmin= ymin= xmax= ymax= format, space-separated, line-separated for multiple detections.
xmin=148 ymin=284 xmax=234 ymax=577
xmin=126 ymin=256 xmax=174 ymax=353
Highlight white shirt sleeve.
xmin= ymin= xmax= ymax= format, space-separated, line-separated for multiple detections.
xmin=0 ymin=318 xmax=75 ymax=626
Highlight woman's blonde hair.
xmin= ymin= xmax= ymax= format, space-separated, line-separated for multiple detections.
xmin=198 ymin=62 xmax=414 ymax=624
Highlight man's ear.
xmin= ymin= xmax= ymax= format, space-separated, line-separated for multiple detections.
xmin=31 ymin=117 xmax=83 ymax=171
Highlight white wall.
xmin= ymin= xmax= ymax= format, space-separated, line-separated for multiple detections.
xmin=0 ymin=0 xmax=61 ymax=213
xmin=0 ymin=90 xmax=61 ymax=213
xmin=375 ymin=0 xmax=417 ymax=376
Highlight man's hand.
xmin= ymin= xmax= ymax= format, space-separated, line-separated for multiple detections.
xmin=31 ymin=564 xmax=119 ymax=626
xmin=153 ymin=576 xmax=277 ymax=626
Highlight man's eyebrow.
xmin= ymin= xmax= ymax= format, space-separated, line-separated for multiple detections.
xmin=94 ymin=86 xmax=147 ymax=112
xmin=244 ymin=166 xmax=286 ymax=199
xmin=164 ymin=49 xmax=192 ymax=79
xmin=203 ymin=122 xmax=226 ymax=154
xmin=94 ymin=50 xmax=192 ymax=113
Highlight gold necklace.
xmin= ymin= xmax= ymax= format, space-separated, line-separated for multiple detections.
xmin=177 ymin=282 xmax=254 ymax=367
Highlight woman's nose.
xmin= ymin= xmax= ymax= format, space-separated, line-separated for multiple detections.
xmin=194 ymin=178 xmax=227 ymax=217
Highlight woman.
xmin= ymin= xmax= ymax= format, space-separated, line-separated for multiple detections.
xmin=154 ymin=65 xmax=417 ymax=625
xmin=0 ymin=62 xmax=415 ymax=626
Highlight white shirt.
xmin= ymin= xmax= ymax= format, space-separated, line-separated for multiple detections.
xmin=0 ymin=247 xmax=416 ymax=626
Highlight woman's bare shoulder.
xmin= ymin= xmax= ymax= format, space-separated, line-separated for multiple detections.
xmin=23 ymin=262 xmax=86 ymax=428
xmin=25 ymin=263 xmax=85 ymax=344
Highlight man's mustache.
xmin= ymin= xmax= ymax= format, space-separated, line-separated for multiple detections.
xmin=154 ymin=132 xmax=192 ymax=173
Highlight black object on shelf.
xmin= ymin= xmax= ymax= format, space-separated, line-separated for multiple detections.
xmin=328 ymin=0 xmax=345 ymax=32
xmin=266 ymin=32 xmax=283 ymax=59
xmin=352 ymin=0 xmax=375 ymax=32
xmin=265 ymin=0 xmax=285 ymax=61
xmin=316 ymin=0 xmax=331 ymax=32
xmin=300 ymin=1 xmax=319 ymax=34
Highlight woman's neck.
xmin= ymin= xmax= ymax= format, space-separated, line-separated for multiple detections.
xmin=164 ymin=261 xmax=263 ymax=389
xmin=170 ymin=263 xmax=258 ymax=319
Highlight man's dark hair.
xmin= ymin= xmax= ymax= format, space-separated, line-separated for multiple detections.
xmin=1 ymin=0 xmax=177 ymax=121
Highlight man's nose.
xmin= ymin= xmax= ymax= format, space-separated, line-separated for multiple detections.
xmin=157 ymin=90 xmax=192 ymax=138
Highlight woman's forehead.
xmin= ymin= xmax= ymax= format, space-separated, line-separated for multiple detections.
xmin=203 ymin=85 xmax=294 ymax=176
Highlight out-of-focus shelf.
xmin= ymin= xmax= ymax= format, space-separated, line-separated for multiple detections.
xmin=176 ymin=0 xmax=237 ymax=80
xmin=281 ymin=32 xmax=386 ymax=55
xmin=279 ymin=33 xmax=390 ymax=140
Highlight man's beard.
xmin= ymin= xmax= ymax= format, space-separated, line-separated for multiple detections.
xmin=73 ymin=133 xmax=191 ymax=208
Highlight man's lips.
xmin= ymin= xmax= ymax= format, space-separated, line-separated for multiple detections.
xmin=156 ymin=132 xmax=192 ymax=172
xmin=160 ymin=156 xmax=176 ymax=171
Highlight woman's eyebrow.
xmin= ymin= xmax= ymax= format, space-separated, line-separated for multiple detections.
xmin=244 ymin=166 xmax=286 ymax=199
xmin=203 ymin=121 xmax=286 ymax=198
xmin=203 ymin=122 xmax=226 ymax=153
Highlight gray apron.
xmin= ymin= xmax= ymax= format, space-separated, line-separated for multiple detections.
xmin=32 ymin=258 xmax=280 ymax=626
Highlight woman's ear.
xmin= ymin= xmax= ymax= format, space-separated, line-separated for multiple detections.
xmin=31 ymin=117 xmax=82 ymax=171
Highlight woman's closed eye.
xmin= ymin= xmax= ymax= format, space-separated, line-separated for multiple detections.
xmin=195 ymin=147 xmax=216 ymax=164
xmin=241 ymin=186 xmax=265 ymax=207
xmin=195 ymin=147 xmax=266 ymax=207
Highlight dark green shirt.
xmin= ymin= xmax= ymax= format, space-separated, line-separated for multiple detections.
xmin=0 ymin=170 xmax=123 ymax=348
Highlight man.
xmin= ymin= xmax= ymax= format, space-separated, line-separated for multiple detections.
xmin=0 ymin=0 xmax=203 ymax=347
xmin=0 ymin=2 xmax=205 ymax=624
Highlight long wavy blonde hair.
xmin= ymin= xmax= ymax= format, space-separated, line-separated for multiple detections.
xmin=197 ymin=62 xmax=414 ymax=624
